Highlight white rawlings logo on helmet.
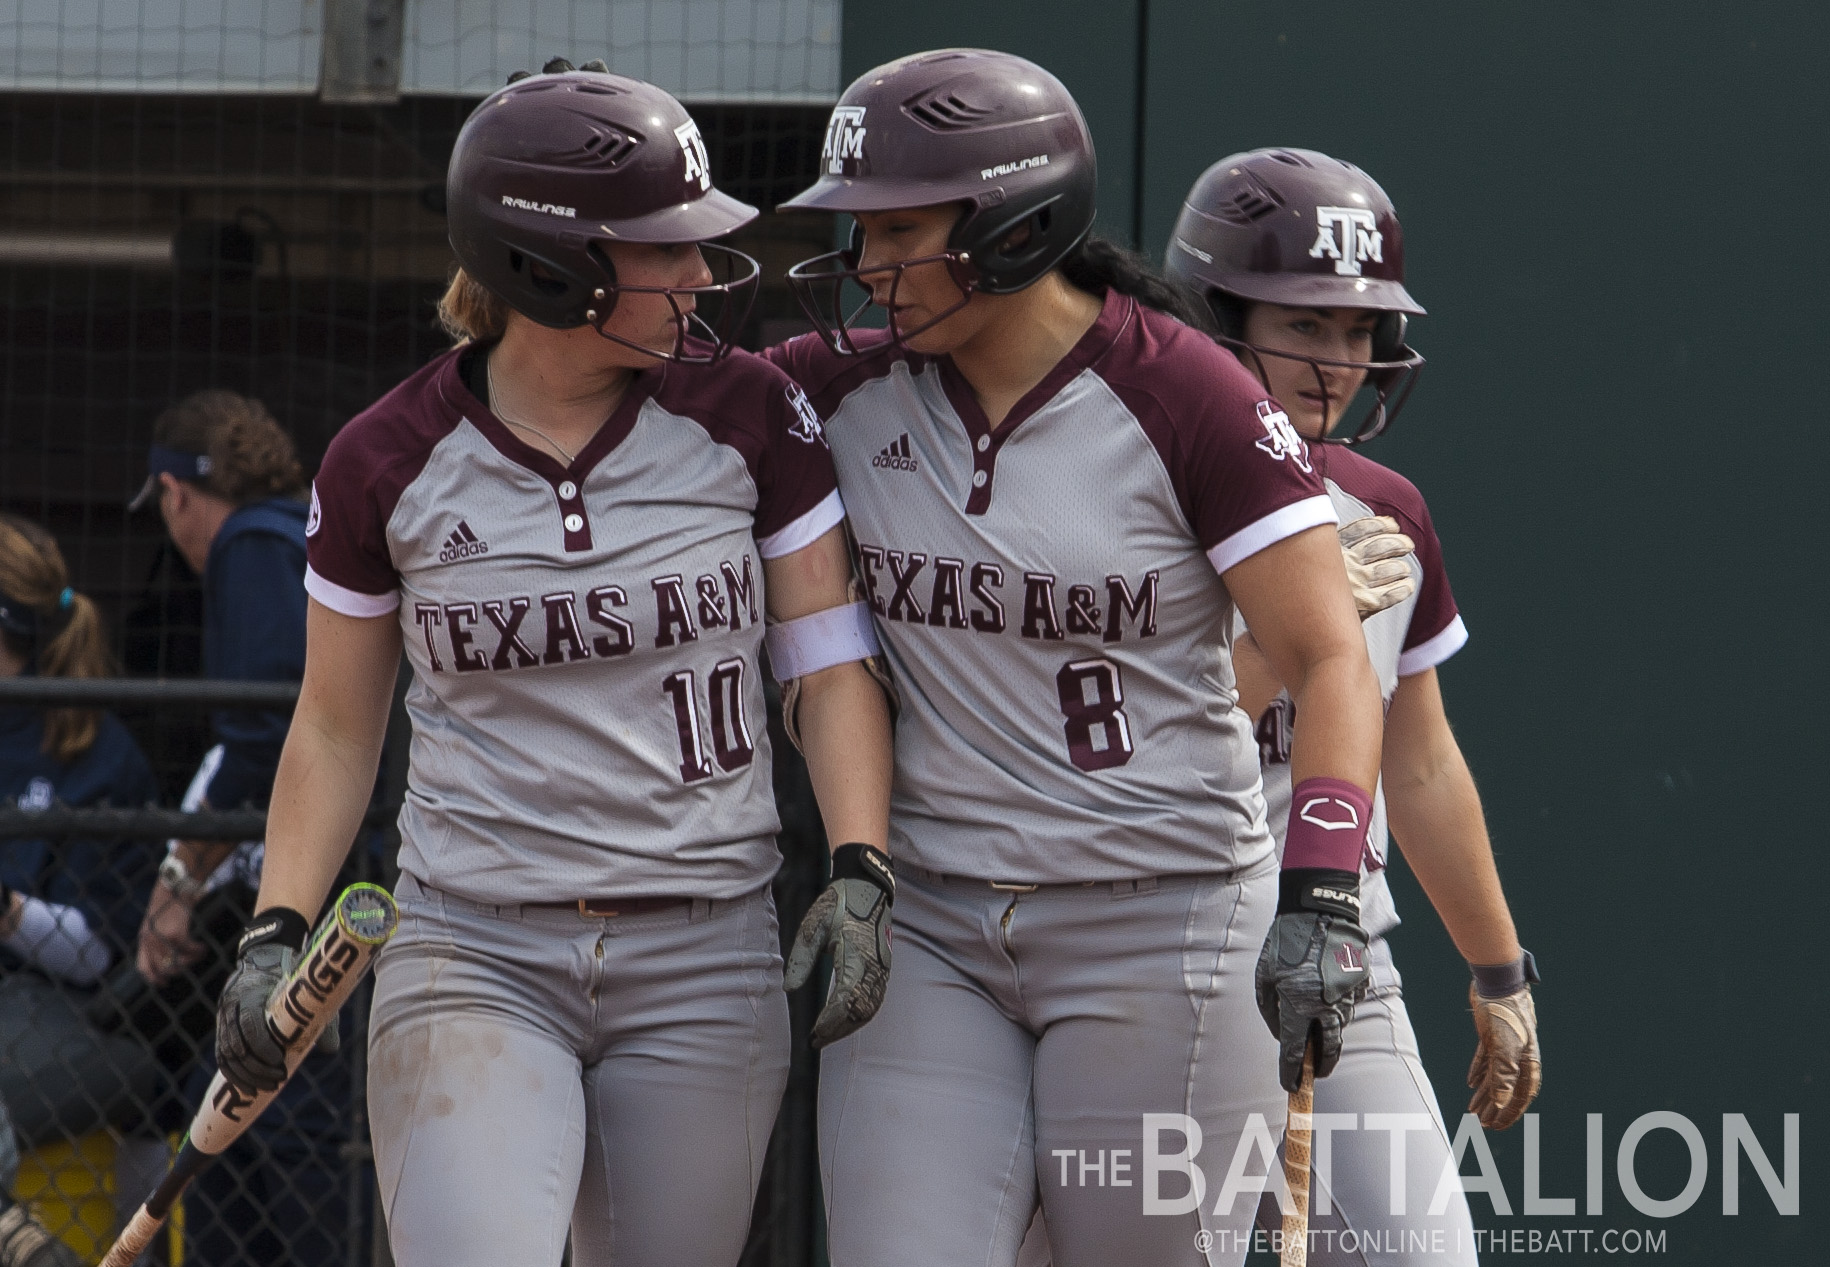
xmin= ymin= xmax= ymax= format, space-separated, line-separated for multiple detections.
xmin=502 ymin=195 xmax=576 ymax=218
xmin=1253 ymin=400 xmax=1312 ymax=473
xmin=822 ymin=106 xmax=867 ymax=175
xmin=981 ymin=154 xmax=1049 ymax=180
xmin=1309 ymin=205 xmax=1383 ymax=277
xmin=675 ymin=120 xmax=711 ymax=192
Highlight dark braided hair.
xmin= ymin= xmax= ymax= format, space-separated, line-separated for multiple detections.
xmin=1058 ymin=236 xmax=1216 ymax=333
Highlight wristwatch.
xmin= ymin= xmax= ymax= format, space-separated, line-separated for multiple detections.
xmin=158 ymin=853 xmax=208 ymax=903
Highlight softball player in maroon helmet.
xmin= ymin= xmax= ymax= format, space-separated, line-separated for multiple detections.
xmin=208 ymin=66 xmax=895 ymax=1267
xmin=769 ymin=50 xmax=1385 ymax=1267
xmin=1166 ymin=148 xmax=1542 ymax=1265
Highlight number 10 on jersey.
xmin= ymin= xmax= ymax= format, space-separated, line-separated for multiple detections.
xmin=662 ymin=658 xmax=756 ymax=782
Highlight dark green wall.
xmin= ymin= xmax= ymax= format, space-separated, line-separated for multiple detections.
xmin=841 ymin=2 xmax=1825 ymax=1258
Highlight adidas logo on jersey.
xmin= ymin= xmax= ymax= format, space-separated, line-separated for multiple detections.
xmin=438 ymin=520 xmax=489 ymax=564
xmin=871 ymin=434 xmax=917 ymax=472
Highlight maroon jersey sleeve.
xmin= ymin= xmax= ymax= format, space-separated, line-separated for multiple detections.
xmin=303 ymin=353 xmax=457 ymax=618
xmin=1397 ymin=491 xmax=1464 ymax=669
xmin=1319 ymin=447 xmax=1467 ymax=674
xmin=754 ymin=364 xmax=843 ymax=556
xmin=763 ymin=329 xmax=910 ymax=420
xmin=659 ymin=349 xmax=844 ymax=559
xmin=1099 ymin=306 xmax=1337 ymax=573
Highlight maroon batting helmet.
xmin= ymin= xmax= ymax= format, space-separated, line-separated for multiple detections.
xmin=446 ymin=69 xmax=759 ymax=363
xmin=1165 ymin=148 xmax=1424 ymax=444
xmin=778 ymin=48 xmax=1097 ymax=353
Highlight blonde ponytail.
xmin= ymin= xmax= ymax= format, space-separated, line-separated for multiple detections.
xmin=0 ymin=514 xmax=114 ymax=761
xmin=437 ymin=266 xmax=511 ymax=345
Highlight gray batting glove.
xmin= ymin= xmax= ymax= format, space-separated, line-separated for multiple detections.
xmin=1255 ymin=870 xmax=1371 ymax=1092
xmin=1339 ymin=515 xmax=1416 ymax=620
xmin=215 ymin=907 xmax=309 ymax=1093
xmin=784 ymin=844 xmax=894 ymax=1049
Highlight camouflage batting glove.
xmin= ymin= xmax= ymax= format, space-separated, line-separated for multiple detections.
xmin=215 ymin=907 xmax=309 ymax=1093
xmin=1255 ymin=869 xmax=1371 ymax=1092
xmin=1468 ymin=952 xmax=1542 ymax=1129
xmin=784 ymin=844 xmax=893 ymax=1048
xmin=1339 ymin=515 xmax=1416 ymax=620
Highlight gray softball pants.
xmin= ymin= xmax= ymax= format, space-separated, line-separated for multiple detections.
xmin=1250 ymin=944 xmax=1479 ymax=1266
xmin=367 ymin=873 xmax=790 ymax=1267
xmin=820 ymin=854 xmax=1286 ymax=1267
xmin=1018 ymin=944 xmax=1480 ymax=1267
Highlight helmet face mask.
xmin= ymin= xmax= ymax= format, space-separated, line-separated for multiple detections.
xmin=1167 ymin=147 xmax=1426 ymax=444
xmin=447 ymin=70 xmax=760 ymax=363
xmin=787 ymin=241 xmax=977 ymax=356
xmin=779 ymin=49 xmax=1099 ymax=356
xmin=575 ymin=241 xmax=760 ymax=366
xmin=1206 ymin=292 xmax=1423 ymax=445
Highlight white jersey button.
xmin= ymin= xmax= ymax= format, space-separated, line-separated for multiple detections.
xmin=976 ymin=435 xmax=990 ymax=452
xmin=564 ymin=513 xmax=584 ymax=532
xmin=558 ymin=481 xmax=577 ymax=500
xmin=971 ymin=470 xmax=987 ymax=488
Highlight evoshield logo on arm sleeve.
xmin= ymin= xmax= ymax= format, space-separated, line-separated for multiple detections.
xmin=1298 ymin=795 xmax=1361 ymax=831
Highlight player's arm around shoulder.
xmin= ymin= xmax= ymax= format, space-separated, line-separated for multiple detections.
xmin=763 ymin=524 xmax=896 ymax=1049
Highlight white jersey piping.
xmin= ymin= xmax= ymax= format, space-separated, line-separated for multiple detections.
xmin=1397 ymin=613 xmax=1469 ymax=677
xmin=1204 ymin=494 xmax=1339 ymax=577
xmin=304 ymin=565 xmax=401 ymax=618
xmin=757 ymin=487 xmax=845 ymax=560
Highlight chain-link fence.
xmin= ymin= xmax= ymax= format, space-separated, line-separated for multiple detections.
xmin=2 ymin=4 xmax=839 ymax=1263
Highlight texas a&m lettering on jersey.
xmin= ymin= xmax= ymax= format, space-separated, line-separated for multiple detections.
xmin=408 ymin=555 xmax=760 ymax=674
xmin=767 ymin=291 xmax=1338 ymax=884
xmin=853 ymin=543 xmax=1158 ymax=645
xmin=302 ymin=344 xmax=842 ymax=904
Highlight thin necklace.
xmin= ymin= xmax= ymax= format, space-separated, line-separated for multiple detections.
xmin=487 ymin=366 xmax=578 ymax=466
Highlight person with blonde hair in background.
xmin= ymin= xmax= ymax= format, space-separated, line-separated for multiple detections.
xmin=0 ymin=513 xmax=157 ymax=1267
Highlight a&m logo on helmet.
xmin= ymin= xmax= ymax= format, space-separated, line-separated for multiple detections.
xmin=784 ymin=383 xmax=828 ymax=447
xmin=821 ymin=106 xmax=867 ymax=175
xmin=1308 ymin=205 xmax=1383 ymax=277
xmin=675 ymin=120 xmax=712 ymax=192
xmin=1253 ymin=400 xmax=1312 ymax=473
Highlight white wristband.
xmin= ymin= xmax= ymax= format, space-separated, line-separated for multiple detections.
xmin=764 ymin=601 xmax=881 ymax=682
xmin=3 ymin=895 xmax=112 ymax=986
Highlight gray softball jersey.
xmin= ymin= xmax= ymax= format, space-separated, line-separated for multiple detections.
xmin=304 ymin=344 xmax=842 ymax=904
xmin=768 ymin=291 xmax=1337 ymax=883
xmin=1250 ymin=445 xmax=1468 ymax=939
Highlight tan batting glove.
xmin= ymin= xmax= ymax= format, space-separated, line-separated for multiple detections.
xmin=1339 ymin=515 xmax=1415 ymax=620
xmin=1468 ymin=982 xmax=1542 ymax=1129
